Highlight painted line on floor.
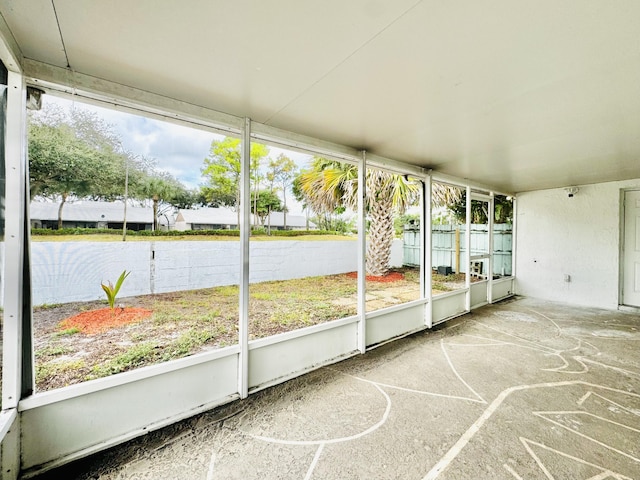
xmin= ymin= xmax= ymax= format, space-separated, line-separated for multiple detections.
xmin=304 ymin=444 xmax=325 ymax=480
xmin=519 ymin=437 xmax=632 ymax=480
xmin=533 ymin=410 xmax=640 ymax=463
xmin=206 ymin=452 xmax=216 ymax=480
xmin=577 ymin=357 xmax=640 ymax=379
xmin=525 ymin=308 xmax=563 ymax=337
xmin=457 ymin=334 xmax=580 ymax=372
xmin=361 ymin=379 xmax=486 ymax=403
xmin=503 ymin=463 xmax=524 ymax=479
xmin=248 ymin=382 xmax=392 ymax=446
xmin=475 ymin=322 xmax=560 ymax=354
xmin=577 ymin=391 xmax=640 ymax=416
xmin=422 ymin=381 xmax=640 ymax=480
xmin=440 ymin=339 xmax=487 ymax=404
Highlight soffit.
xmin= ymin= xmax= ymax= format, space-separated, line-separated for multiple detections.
xmin=1 ymin=0 xmax=639 ymax=192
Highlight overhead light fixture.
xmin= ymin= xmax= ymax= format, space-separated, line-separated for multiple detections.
xmin=564 ymin=186 xmax=579 ymax=198
xmin=26 ymin=86 xmax=45 ymax=111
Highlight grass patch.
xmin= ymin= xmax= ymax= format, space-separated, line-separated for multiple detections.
xmin=34 ymin=267 xmax=428 ymax=391
xmin=36 ymin=345 xmax=71 ymax=357
xmin=31 ymin=228 xmax=353 ymax=243
xmin=36 ymin=359 xmax=86 ymax=384
xmin=54 ymin=327 xmax=81 ymax=336
xmin=34 ymin=303 xmax=63 ymax=310
xmin=271 ymin=311 xmax=312 ymax=326
xmin=89 ymin=342 xmax=158 ymax=378
xmin=214 ymin=285 xmax=239 ymax=297
xmin=164 ymin=329 xmax=217 ymax=359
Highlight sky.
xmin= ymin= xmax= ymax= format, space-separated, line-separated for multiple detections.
xmin=44 ymin=95 xmax=312 ymax=215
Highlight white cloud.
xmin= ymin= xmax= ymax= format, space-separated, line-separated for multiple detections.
xmin=42 ymin=95 xmax=314 ymax=213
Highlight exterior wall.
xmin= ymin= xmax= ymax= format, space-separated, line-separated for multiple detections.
xmin=28 ymin=240 xmax=365 ymax=305
xmin=24 ymin=239 xmax=407 ymax=306
xmin=515 ymin=177 xmax=640 ymax=309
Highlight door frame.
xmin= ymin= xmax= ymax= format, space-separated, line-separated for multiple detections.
xmin=619 ymin=188 xmax=640 ymax=310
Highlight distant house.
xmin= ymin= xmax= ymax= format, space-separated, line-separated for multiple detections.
xmin=175 ymin=208 xmax=316 ymax=231
xmin=30 ymin=200 xmax=164 ymax=231
xmin=264 ymin=212 xmax=315 ymax=231
xmin=174 ymin=207 xmax=239 ymax=231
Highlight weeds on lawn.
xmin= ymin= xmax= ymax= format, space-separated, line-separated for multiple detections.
xmin=36 ymin=359 xmax=87 ymax=385
xmin=89 ymin=342 xmax=157 ymax=378
xmin=35 ymin=268 xmax=428 ymax=391
xmin=36 ymin=345 xmax=71 ymax=357
xmin=54 ymin=327 xmax=80 ymax=336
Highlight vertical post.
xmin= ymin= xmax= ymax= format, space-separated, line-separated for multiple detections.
xmin=122 ymin=157 xmax=128 ymax=241
xmin=238 ymin=118 xmax=251 ymax=398
xmin=2 ymin=70 xmax=26 ymax=409
xmin=511 ymin=197 xmax=517 ymax=290
xmin=455 ymin=228 xmax=460 ymax=273
xmin=357 ymin=151 xmax=366 ymax=353
xmin=423 ymin=173 xmax=433 ymax=328
xmin=488 ymin=193 xmax=495 ymax=303
xmin=465 ymin=186 xmax=471 ymax=312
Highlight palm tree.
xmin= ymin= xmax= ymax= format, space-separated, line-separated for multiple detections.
xmin=297 ymin=158 xmax=420 ymax=276
xmin=137 ymin=175 xmax=184 ymax=231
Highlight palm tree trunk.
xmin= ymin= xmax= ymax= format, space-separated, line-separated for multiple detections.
xmin=152 ymin=195 xmax=159 ymax=231
xmin=365 ymin=193 xmax=394 ymax=276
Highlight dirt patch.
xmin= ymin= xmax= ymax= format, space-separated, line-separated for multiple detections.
xmin=31 ymin=268 xmax=434 ymax=392
xmin=346 ymin=271 xmax=405 ymax=282
xmin=60 ymin=307 xmax=152 ymax=334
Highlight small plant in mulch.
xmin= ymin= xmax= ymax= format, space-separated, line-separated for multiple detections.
xmin=345 ymin=271 xmax=405 ymax=283
xmin=101 ymin=270 xmax=130 ymax=313
xmin=58 ymin=269 xmax=152 ymax=334
xmin=59 ymin=307 xmax=153 ymax=334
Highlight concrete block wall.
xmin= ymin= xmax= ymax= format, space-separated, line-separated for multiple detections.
xmin=515 ymin=177 xmax=640 ymax=309
xmin=26 ymin=239 xmax=371 ymax=306
xmin=0 ymin=237 xmax=410 ymax=306
xmin=152 ymin=241 xmax=240 ymax=294
xmin=31 ymin=242 xmax=151 ymax=305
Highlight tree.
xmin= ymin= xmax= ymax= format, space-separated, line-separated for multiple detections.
xmin=445 ymin=191 xmax=513 ymax=224
xmin=266 ymin=153 xmax=298 ymax=230
xmin=29 ymin=102 xmax=195 ymax=232
xmin=136 ymin=173 xmax=189 ymax=231
xmin=253 ymin=190 xmax=284 ymax=226
xmin=296 ymin=158 xmax=420 ymax=276
xmin=29 ymin=122 xmax=97 ymax=227
xmin=200 ymin=137 xmax=269 ymax=227
xmin=28 ymin=108 xmax=132 ymax=228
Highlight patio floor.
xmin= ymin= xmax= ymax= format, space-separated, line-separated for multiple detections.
xmin=31 ymin=296 xmax=640 ymax=479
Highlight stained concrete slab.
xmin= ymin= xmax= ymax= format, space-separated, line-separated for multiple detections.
xmin=30 ymin=297 xmax=640 ymax=479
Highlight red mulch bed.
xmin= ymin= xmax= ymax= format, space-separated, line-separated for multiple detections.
xmin=59 ymin=307 xmax=153 ymax=334
xmin=346 ymin=271 xmax=405 ymax=283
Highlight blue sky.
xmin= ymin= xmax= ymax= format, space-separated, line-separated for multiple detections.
xmin=45 ymin=96 xmax=312 ymax=214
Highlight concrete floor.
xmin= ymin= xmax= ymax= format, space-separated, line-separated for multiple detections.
xmin=32 ymin=296 xmax=640 ymax=479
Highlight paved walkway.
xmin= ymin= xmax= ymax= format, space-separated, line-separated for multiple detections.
xmin=34 ymin=297 xmax=640 ymax=479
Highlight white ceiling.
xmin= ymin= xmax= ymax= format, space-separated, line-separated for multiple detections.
xmin=1 ymin=0 xmax=639 ymax=193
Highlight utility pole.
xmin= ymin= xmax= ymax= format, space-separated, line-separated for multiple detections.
xmin=122 ymin=156 xmax=129 ymax=241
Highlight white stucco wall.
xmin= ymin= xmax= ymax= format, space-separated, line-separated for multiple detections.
xmin=515 ymin=178 xmax=640 ymax=309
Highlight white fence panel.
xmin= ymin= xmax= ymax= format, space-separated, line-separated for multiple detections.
xmin=429 ymin=224 xmax=512 ymax=275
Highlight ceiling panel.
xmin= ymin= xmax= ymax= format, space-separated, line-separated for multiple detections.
xmin=0 ymin=0 xmax=66 ymax=66
xmin=1 ymin=0 xmax=640 ymax=192
xmin=49 ymin=0 xmax=420 ymax=122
